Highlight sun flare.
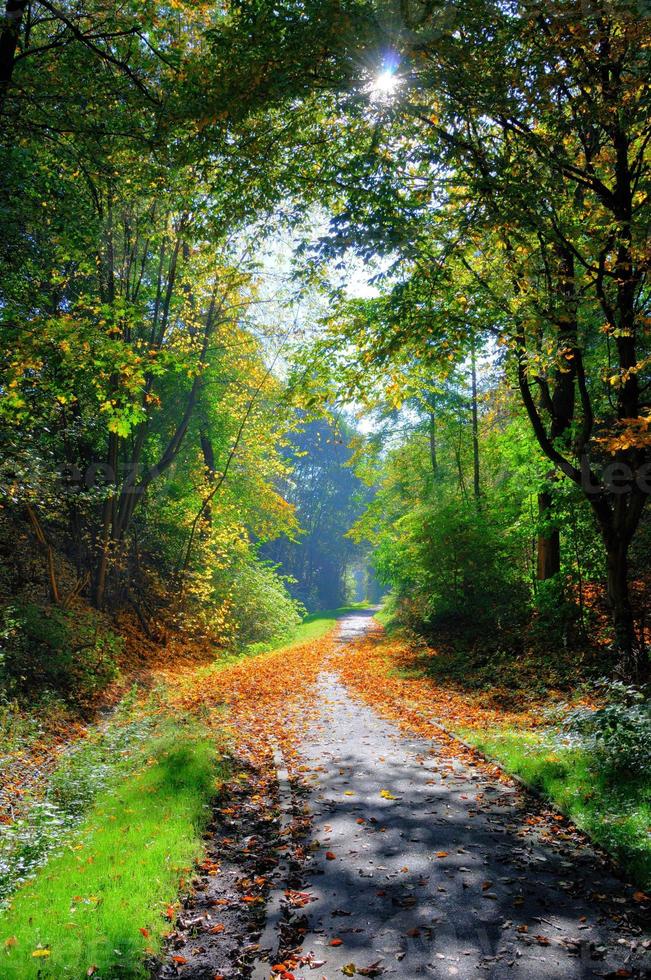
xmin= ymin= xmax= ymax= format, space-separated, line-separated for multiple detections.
xmin=369 ymin=68 xmax=400 ymax=98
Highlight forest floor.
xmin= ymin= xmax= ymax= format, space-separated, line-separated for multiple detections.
xmin=3 ymin=611 xmax=650 ymax=979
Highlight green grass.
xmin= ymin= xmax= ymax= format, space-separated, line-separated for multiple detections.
xmin=0 ymin=732 xmax=222 ymax=978
xmin=460 ymin=726 xmax=651 ymax=890
xmin=372 ymin=594 xmax=397 ymax=629
xmin=243 ymin=603 xmax=370 ymax=656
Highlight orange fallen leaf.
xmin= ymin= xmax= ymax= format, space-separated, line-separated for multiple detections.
xmin=325 ymin=851 xmax=336 ymax=860
xmin=172 ymin=955 xmax=188 ymax=964
xmin=436 ymin=851 xmax=449 ymax=858
xmin=330 ymin=938 xmax=343 ymax=946
xmin=139 ymin=927 xmax=149 ymax=938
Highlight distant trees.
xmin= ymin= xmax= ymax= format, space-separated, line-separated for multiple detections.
xmin=263 ymin=419 xmax=369 ymax=610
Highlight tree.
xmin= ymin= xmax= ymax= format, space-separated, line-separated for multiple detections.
xmin=292 ymin=0 xmax=650 ymax=670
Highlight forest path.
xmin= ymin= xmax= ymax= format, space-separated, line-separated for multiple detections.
xmin=269 ymin=611 xmax=648 ymax=979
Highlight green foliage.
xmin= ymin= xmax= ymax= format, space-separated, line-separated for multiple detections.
xmin=0 ymin=604 xmax=120 ymax=706
xmin=350 ymin=390 xmax=535 ymax=644
xmin=560 ymin=681 xmax=651 ymax=780
xmin=531 ymin=577 xmax=588 ymax=648
xmin=0 ymin=731 xmax=220 ymax=978
xmin=227 ymin=559 xmax=305 ymax=648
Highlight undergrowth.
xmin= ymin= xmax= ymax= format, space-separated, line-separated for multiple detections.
xmin=0 ymin=726 xmax=222 ymax=979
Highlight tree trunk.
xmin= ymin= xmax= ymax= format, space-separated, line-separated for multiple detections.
xmin=200 ymin=430 xmax=216 ymax=526
xmin=605 ymin=535 xmax=637 ymax=676
xmin=0 ymin=0 xmax=27 ymax=114
xmin=470 ymin=344 xmax=480 ymax=507
xmin=428 ymin=412 xmax=437 ymax=477
xmin=537 ymin=488 xmax=560 ymax=580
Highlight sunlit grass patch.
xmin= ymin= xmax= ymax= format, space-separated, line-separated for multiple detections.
xmin=243 ymin=603 xmax=370 ymax=656
xmin=461 ymin=726 xmax=651 ymax=890
xmin=0 ymin=733 xmax=222 ymax=978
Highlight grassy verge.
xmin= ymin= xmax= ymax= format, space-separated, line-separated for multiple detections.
xmin=244 ymin=603 xmax=370 ymax=656
xmin=0 ymin=729 xmax=222 ymax=979
xmin=459 ymin=725 xmax=651 ymax=890
xmin=372 ymin=595 xmax=396 ymax=629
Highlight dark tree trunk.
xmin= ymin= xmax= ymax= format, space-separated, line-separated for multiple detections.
xmin=428 ymin=412 xmax=437 ymax=477
xmin=200 ymin=430 xmax=216 ymax=525
xmin=605 ymin=535 xmax=637 ymax=675
xmin=537 ymin=488 xmax=560 ymax=580
xmin=470 ymin=344 xmax=480 ymax=507
xmin=0 ymin=0 xmax=27 ymax=114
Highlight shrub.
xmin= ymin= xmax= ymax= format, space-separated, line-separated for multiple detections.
xmin=227 ymin=559 xmax=305 ymax=648
xmin=0 ymin=603 xmax=121 ymax=706
xmin=530 ymin=575 xmax=588 ymax=648
xmin=560 ymin=680 xmax=651 ymax=779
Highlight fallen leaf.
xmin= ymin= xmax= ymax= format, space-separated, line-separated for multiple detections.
xmin=379 ymin=789 xmax=397 ymax=800
xmin=32 ymin=949 xmax=51 ymax=958
xmin=357 ymin=963 xmax=385 ymax=977
xmin=139 ymin=927 xmax=149 ymax=938
xmin=330 ymin=938 xmax=343 ymax=946
xmin=326 ymin=851 xmax=336 ymax=860
xmin=436 ymin=851 xmax=449 ymax=858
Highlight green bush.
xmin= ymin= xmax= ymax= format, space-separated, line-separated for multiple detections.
xmin=560 ymin=680 xmax=651 ymax=780
xmin=531 ymin=575 xmax=588 ymax=647
xmin=227 ymin=559 xmax=305 ymax=648
xmin=374 ymin=501 xmax=529 ymax=640
xmin=0 ymin=603 xmax=120 ymax=706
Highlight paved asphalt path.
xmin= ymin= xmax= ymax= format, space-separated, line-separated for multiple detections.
xmin=283 ymin=611 xmax=649 ymax=979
